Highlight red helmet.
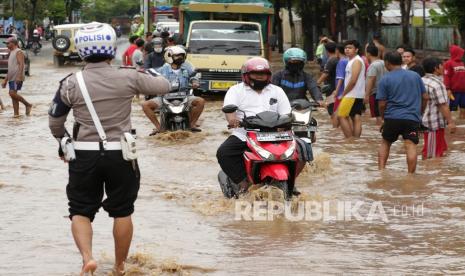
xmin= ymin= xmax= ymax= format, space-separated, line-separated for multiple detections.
xmin=241 ymin=57 xmax=272 ymax=86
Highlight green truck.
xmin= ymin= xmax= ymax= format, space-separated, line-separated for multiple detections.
xmin=179 ymin=0 xmax=273 ymax=93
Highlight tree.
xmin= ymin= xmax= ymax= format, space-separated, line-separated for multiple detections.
xmin=272 ymin=0 xmax=284 ymax=53
xmin=80 ymin=0 xmax=139 ymax=23
xmin=287 ymin=0 xmax=296 ymax=47
xmin=65 ymin=0 xmax=81 ymax=23
xmin=442 ymin=0 xmax=465 ymax=47
xmin=298 ymin=0 xmax=315 ymax=60
xmin=336 ymin=0 xmax=347 ymax=40
xmin=28 ymin=0 xmax=39 ymax=40
xmin=399 ymin=0 xmax=412 ymax=44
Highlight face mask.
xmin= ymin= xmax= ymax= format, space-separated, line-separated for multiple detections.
xmin=287 ymin=62 xmax=304 ymax=74
xmin=249 ymin=79 xmax=268 ymax=90
xmin=154 ymin=47 xmax=162 ymax=53
xmin=173 ymin=58 xmax=184 ymax=66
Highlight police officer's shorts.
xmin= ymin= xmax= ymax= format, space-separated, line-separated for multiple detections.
xmin=151 ymin=95 xmax=199 ymax=108
xmin=67 ymin=150 xmax=140 ymax=221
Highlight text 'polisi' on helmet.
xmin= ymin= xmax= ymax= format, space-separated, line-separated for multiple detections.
xmin=75 ymin=22 xmax=117 ymax=61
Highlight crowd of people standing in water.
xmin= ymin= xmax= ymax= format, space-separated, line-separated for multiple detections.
xmin=314 ymin=33 xmax=460 ymax=173
xmin=117 ymin=27 xmax=462 ymax=175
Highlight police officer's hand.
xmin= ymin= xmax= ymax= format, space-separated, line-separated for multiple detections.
xmin=58 ymin=145 xmax=68 ymax=163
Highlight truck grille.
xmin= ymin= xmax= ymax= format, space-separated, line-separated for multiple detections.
xmin=198 ymin=70 xmax=242 ymax=81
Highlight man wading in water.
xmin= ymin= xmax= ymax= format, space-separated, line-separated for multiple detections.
xmin=1 ymin=36 xmax=32 ymax=117
xmin=48 ymin=22 xmax=169 ymax=275
xmin=377 ymin=52 xmax=427 ymax=173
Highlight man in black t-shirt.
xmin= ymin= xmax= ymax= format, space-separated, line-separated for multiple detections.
xmin=317 ymin=42 xmax=339 ymax=116
xmin=402 ymin=48 xmax=425 ymax=77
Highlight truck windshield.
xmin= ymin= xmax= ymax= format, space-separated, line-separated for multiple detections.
xmin=188 ymin=22 xmax=261 ymax=55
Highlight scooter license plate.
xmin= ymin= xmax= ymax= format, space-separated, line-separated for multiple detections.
xmin=256 ymin=132 xmax=293 ymax=142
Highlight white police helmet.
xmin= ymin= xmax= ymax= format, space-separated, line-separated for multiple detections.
xmin=75 ymin=22 xmax=117 ymax=60
xmin=164 ymin=45 xmax=186 ymax=64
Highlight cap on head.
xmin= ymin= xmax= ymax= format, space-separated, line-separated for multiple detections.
xmin=75 ymin=22 xmax=117 ymax=60
xmin=133 ymin=14 xmax=141 ymax=19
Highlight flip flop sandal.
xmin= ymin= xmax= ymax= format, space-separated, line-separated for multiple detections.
xmin=190 ymin=127 xmax=202 ymax=132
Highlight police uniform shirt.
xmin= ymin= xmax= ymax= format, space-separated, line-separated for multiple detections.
xmin=49 ymin=62 xmax=170 ymax=141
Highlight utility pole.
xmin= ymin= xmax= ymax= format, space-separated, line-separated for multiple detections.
xmin=11 ymin=0 xmax=15 ymax=22
xmin=422 ymin=0 xmax=426 ymax=53
xmin=144 ymin=0 xmax=150 ymax=33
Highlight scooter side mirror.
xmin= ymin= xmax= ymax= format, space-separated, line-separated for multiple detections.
xmin=222 ymin=105 xmax=238 ymax=113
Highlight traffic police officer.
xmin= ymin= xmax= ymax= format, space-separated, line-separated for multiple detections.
xmin=48 ymin=22 xmax=170 ymax=276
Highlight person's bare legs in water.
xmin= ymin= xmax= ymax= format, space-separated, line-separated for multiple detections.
xmin=0 ymin=96 xmax=5 ymax=111
xmin=71 ymin=215 xmax=133 ymax=275
xmin=9 ymin=90 xmax=32 ymax=117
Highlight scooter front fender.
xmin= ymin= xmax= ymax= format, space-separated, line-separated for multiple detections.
xmin=260 ymin=163 xmax=289 ymax=181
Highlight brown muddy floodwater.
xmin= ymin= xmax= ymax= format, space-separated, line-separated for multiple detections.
xmin=1 ymin=41 xmax=465 ymax=276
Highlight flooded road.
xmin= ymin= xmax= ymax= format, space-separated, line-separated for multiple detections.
xmin=1 ymin=40 xmax=465 ymax=275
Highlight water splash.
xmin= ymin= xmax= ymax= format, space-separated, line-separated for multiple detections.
xmin=120 ymin=252 xmax=215 ymax=275
xmin=301 ymin=153 xmax=333 ymax=176
xmin=152 ymin=131 xmax=207 ymax=145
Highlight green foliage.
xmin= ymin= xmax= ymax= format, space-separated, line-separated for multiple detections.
xmin=429 ymin=8 xmax=456 ymax=26
xmin=441 ymin=0 xmax=465 ymax=29
xmin=81 ymin=0 xmax=140 ymax=22
xmin=4 ymin=0 xmax=67 ymax=23
xmin=352 ymin=0 xmax=392 ymax=21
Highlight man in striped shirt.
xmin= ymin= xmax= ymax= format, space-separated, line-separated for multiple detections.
xmin=421 ymin=57 xmax=456 ymax=159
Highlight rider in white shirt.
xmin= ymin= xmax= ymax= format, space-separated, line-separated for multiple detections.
xmin=217 ymin=57 xmax=292 ymax=193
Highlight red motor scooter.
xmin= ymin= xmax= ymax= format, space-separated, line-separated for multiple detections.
xmin=218 ymin=105 xmax=300 ymax=200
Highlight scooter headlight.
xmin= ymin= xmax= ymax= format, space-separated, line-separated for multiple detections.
xmin=169 ymin=105 xmax=184 ymax=114
xmin=247 ymin=138 xmax=274 ymax=161
xmin=281 ymin=140 xmax=296 ymax=159
xmin=292 ymin=109 xmax=311 ymax=125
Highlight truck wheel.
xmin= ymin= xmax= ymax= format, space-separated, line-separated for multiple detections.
xmin=52 ymin=35 xmax=71 ymax=52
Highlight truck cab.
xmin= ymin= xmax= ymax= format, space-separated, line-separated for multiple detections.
xmin=186 ymin=20 xmax=264 ymax=93
xmin=179 ymin=0 xmax=273 ymax=93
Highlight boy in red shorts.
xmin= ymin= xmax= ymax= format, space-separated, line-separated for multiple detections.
xmin=421 ymin=57 xmax=456 ymax=159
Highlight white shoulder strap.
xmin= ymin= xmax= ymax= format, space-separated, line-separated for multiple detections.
xmin=75 ymin=71 xmax=108 ymax=147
